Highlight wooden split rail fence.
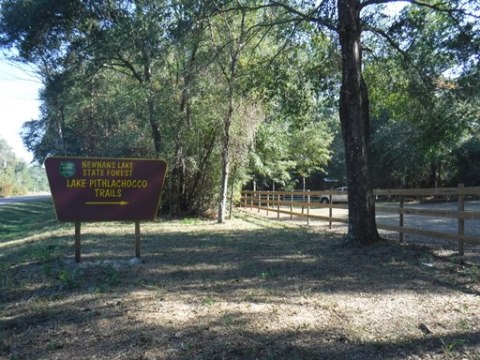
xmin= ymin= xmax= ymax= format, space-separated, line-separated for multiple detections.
xmin=240 ymin=185 xmax=480 ymax=255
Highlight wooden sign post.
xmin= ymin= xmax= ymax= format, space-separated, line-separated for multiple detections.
xmin=45 ymin=157 xmax=167 ymax=263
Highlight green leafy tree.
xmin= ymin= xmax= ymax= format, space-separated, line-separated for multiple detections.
xmin=2 ymin=0 xmax=229 ymax=214
xmin=261 ymin=0 xmax=479 ymax=245
xmin=0 ymin=137 xmax=47 ymax=195
xmin=249 ymin=120 xmax=297 ymax=188
xmin=454 ymin=136 xmax=480 ymax=186
xmin=365 ymin=4 xmax=479 ymax=188
xmin=0 ymin=137 xmax=16 ymax=196
xmin=246 ymin=28 xmax=336 ymax=190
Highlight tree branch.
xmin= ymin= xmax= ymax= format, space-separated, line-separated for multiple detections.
xmin=113 ymin=53 xmax=144 ymax=83
xmin=213 ymin=1 xmax=338 ymax=32
xmin=268 ymin=1 xmax=338 ymax=32
xmin=364 ymin=24 xmax=433 ymax=89
xmin=361 ymin=0 xmax=480 ymax=20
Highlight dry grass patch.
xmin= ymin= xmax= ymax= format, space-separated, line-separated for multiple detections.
xmin=1 ymin=205 xmax=479 ymax=359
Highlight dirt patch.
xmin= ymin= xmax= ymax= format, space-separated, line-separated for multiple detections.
xmin=1 ymin=212 xmax=479 ymax=359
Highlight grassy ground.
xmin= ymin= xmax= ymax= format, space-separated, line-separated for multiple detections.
xmin=1 ymin=200 xmax=479 ymax=359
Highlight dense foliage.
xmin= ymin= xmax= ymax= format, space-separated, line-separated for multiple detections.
xmin=1 ymin=0 xmax=478 ymax=227
xmin=0 ymin=137 xmax=49 ymax=196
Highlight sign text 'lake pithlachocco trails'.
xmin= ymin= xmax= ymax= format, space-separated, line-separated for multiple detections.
xmin=45 ymin=157 xmax=167 ymax=222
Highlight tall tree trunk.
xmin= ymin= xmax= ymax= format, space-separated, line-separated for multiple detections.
xmin=144 ymin=64 xmax=161 ymax=156
xmin=337 ymin=0 xmax=380 ymax=245
xmin=218 ymin=99 xmax=233 ymax=223
xmin=215 ymin=9 xmax=244 ymax=223
xmin=148 ymin=96 xmax=161 ymax=156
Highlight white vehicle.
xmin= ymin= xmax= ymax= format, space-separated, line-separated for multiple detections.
xmin=318 ymin=186 xmax=348 ymax=203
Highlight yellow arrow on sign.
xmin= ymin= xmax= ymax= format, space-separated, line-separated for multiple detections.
xmin=85 ymin=201 xmax=129 ymax=206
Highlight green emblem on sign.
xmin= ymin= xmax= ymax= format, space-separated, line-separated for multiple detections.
xmin=59 ymin=161 xmax=76 ymax=177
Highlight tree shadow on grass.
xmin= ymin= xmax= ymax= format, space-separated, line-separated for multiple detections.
xmin=2 ymin=300 xmax=479 ymax=360
xmin=2 ymin=213 xmax=478 ymax=304
xmin=1 ymin=212 xmax=479 ymax=359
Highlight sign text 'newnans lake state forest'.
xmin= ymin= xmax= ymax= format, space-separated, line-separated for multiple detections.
xmin=45 ymin=157 xmax=167 ymax=222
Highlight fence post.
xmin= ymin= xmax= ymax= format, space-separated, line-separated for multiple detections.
xmin=329 ymin=191 xmax=333 ymax=230
xmin=135 ymin=220 xmax=141 ymax=259
xmin=399 ymin=195 xmax=404 ymax=243
xmin=258 ymin=191 xmax=261 ymax=213
xmin=458 ymin=183 xmax=465 ymax=256
xmin=302 ymin=193 xmax=305 ymax=214
xmin=252 ymin=181 xmax=256 ymax=210
xmin=307 ymin=190 xmax=310 ymax=225
xmin=266 ymin=191 xmax=270 ymax=216
xmin=277 ymin=193 xmax=280 ymax=219
xmin=74 ymin=222 xmax=81 ymax=263
xmin=290 ymin=190 xmax=293 ymax=220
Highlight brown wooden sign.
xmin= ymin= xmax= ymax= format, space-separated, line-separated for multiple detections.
xmin=45 ymin=157 xmax=167 ymax=222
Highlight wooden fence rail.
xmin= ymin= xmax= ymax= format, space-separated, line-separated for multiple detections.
xmin=240 ymin=185 xmax=480 ymax=255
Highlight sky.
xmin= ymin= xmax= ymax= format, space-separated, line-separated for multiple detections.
xmin=0 ymin=54 xmax=42 ymax=163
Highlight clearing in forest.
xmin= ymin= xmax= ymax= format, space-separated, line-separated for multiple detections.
xmin=0 ymin=200 xmax=479 ymax=359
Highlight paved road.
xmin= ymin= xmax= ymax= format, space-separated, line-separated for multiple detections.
xmin=0 ymin=194 xmax=51 ymax=205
